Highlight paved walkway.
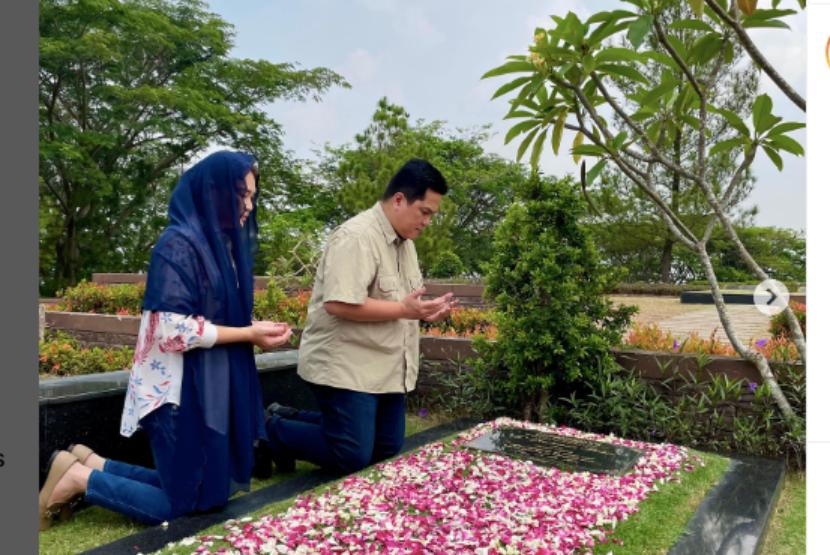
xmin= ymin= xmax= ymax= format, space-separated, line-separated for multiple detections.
xmin=654 ymin=305 xmax=773 ymax=343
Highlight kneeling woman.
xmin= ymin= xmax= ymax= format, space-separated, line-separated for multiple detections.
xmin=38 ymin=150 xmax=292 ymax=529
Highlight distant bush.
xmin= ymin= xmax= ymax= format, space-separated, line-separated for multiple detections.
xmin=623 ymin=322 xmax=800 ymax=362
xmin=770 ymin=301 xmax=806 ymax=339
xmin=57 ymin=281 xmax=144 ymax=315
xmin=39 ymin=331 xmax=134 ymax=377
xmin=429 ymin=250 xmax=466 ymax=279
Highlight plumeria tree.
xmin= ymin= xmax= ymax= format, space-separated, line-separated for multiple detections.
xmin=483 ymin=0 xmax=805 ymax=422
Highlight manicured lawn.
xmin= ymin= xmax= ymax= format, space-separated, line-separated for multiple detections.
xmin=38 ymin=410 xmax=449 ymax=555
xmin=760 ymin=470 xmax=806 ymax=554
xmin=595 ymin=451 xmax=729 ymax=554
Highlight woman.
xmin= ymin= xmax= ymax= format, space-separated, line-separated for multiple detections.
xmin=38 ymin=150 xmax=292 ymax=529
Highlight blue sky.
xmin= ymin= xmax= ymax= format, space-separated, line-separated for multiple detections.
xmin=207 ymin=0 xmax=806 ymax=231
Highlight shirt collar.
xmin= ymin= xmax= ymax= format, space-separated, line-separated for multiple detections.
xmin=372 ymin=201 xmax=404 ymax=246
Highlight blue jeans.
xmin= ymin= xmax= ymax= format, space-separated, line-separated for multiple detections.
xmin=85 ymin=459 xmax=176 ymax=524
xmin=85 ymin=404 xmax=202 ymax=524
xmin=266 ymin=383 xmax=406 ymax=474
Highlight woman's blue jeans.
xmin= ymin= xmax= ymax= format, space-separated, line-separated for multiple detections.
xmin=266 ymin=382 xmax=406 ymax=475
xmin=85 ymin=404 xmax=191 ymax=524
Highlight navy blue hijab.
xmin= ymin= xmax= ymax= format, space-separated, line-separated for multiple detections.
xmin=141 ymin=150 xmax=265 ymax=507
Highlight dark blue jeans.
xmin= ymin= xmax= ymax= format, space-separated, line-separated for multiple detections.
xmin=266 ymin=383 xmax=406 ymax=475
xmin=85 ymin=404 xmax=196 ymax=524
xmin=85 ymin=459 xmax=175 ymax=524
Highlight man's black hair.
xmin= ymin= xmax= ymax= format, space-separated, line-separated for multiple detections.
xmin=382 ymin=158 xmax=447 ymax=202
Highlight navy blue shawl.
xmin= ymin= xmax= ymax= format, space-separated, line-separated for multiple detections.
xmin=141 ymin=150 xmax=265 ymax=503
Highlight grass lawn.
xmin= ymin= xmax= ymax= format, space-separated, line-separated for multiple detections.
xmin=595 ymin=450 xmax=729 ymax=554
xmin=760 ymin=470 xmax=806 ymax=554
xmin=38 ymin=410 xmax=450 ymax=555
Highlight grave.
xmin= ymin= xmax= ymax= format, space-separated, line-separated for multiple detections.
xmin=464 ymin=426 xmax=643 ymax=475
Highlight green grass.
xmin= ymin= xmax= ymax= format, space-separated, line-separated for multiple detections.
xmin=596 ymin=450 xmax=730 ymax=555
xmin=759 ymin=470 xmax=806 ymax=555
xmin=38 ymin=410 xmax=451 ymax=555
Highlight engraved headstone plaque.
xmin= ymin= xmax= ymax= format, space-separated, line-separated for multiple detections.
xmin=464 ymin=427 xmax=643 ymax=475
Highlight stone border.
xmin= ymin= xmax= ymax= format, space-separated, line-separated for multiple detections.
xmin=668 ymin=454 xmax=786 ymax=554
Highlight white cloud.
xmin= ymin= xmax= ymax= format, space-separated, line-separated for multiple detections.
xmin=336 ymin=49 xmax=378 ymax=87
xmin=396 ymin=6 xmax=444 ymax=48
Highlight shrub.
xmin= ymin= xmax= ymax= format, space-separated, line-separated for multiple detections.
xmin=57 ymin=281 xmax=144 ymax=314
xmin=561 ymin=361 xmax=805 ymax=467
xmin=623 ymin=322 xmax=800 ymax=362
xmin=252 ymin=279 xmax=310 ymax=328
xmin=429 ymin=250 xmax=466 ymax=279
xmin=39 ymin=332 xmax=134 ymax=377
xmin=421 ymin=307 xmax=497 ymax=339
xmin=474 ymin=175 xmax=636 ymax=421
xmin=770 ymin=301 xmax=806 ymax=339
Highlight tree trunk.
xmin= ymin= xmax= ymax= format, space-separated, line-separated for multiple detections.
xmin=696 ymin=243 xmax=796 ymax=420
xmin=659 ymin=238 xmax=674 ymax=282
xmin=56 ymin=214 xmax=79 ymax=289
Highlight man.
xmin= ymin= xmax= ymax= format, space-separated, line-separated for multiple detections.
xmin=265 ymin=158 xmax=456 ymax=474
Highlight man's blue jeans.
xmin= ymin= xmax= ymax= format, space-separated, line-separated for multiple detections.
xmin=266 ymin=382 xmax=406 ymax=475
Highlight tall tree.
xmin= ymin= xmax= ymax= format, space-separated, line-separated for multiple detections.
xmin=39 ymin=0 xmax=347 ymax=294
xmin=483 ymin=0 xmax=806 ymax=421
xmin=587 ymin=3 xmax=759 ymax=283
xmin=318 ymin=98 xmax=523 ymax=277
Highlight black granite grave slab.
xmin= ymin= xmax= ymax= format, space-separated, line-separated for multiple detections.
xmin=668 ymin=454 xmax=786 ymax=555
xmin=463 ymin=426 xmax=643 ymax=475
xmin=80 ymin=418 xmax=481 ymax=555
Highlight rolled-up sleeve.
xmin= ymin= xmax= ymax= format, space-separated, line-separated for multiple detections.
xmin=320 ymin=231 xmax=377 ymax=305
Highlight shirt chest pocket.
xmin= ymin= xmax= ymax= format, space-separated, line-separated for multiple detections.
xmin=376 ymin=275 xmax=401 ymax=301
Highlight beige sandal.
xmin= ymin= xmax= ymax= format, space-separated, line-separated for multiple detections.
xmin=38 ymin=451 xmax=80 ymax=531
xmin=67 ymin=443 xmax=95 ymax=466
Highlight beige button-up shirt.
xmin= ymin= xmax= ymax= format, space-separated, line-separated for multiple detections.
xmin=298 ymin=202 xmax=423 ymax=393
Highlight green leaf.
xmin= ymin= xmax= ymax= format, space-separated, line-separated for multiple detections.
xmin=504 ymin=110 xmax=538 ymax=119
xmin=689 ymin=33 xmax=724 ymax=66
xmin=597 ymin=63 xmax=649 ymax=84
xmin=752 ymin=94 xmax=777 ymax=134
xmin=585 ymin=159 xmax=608 ymax=185
xmin=572 ymin=131 xmax=585 ymax=163
xmin=612 ymin=131 xmax=628 ymax=150
xmin=709 ymin=137 xmax=745 ymax=156
xmin=586 ymin=10 xmax=637 ymax=24
xmin=762 ymin=144 xmax=783 ymax=171
xmin=481 ymin=60 xmax=536 ymax=79
xmin=572 ymin=144 xmax=606 ymax=156
xmin=669 ymin=18 xmax=713 ymax=32
xmin=552 ymin=111 xmax=567 ymax=155
xmin=595 ymin=47 xmax=643 ymax=64
xmin=627 ymin=15 xmax=653 ymax=49
xmin=530 ymin=128 xmax=548 ymax=169
xmin=766 ymin=134 xmax=804 ymax=156
xmin=688 ymin=0 xmax=705 ymax=17
xmin=505 ymin=119 xmax=540 ymax=145
xmin=587 ymin=20 xmax=629 ymax=47
xmin=707 ymin=105 xmax=751 ymax=137
xmin=491 ymin=76 xmax=533 ymax=100
xmin=641 ymin=50 xmax=680 ymax=70
xmin=742 ymin=19 xmax=790 ymax=30
xmin=516 ymin=127 xmax=540 ymax=162
xmin=767 ymin=122 xmax=805 ymax=136
xmin=641 ymin=77 xmax=679 ymax=108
